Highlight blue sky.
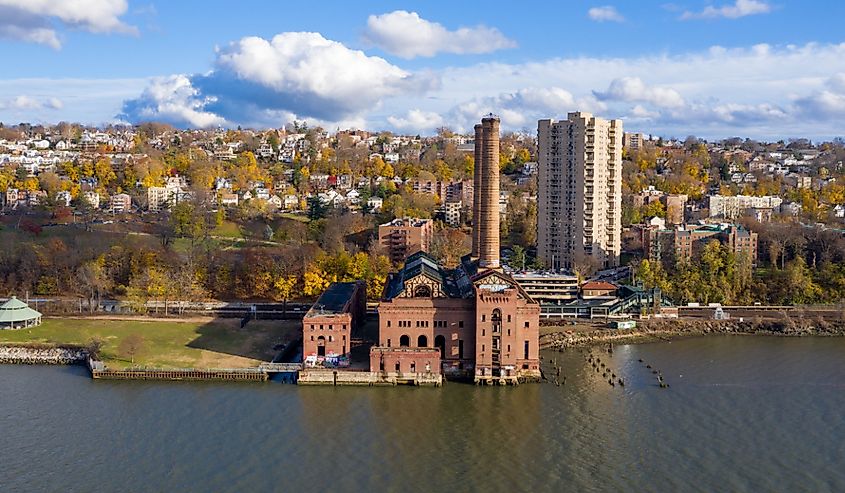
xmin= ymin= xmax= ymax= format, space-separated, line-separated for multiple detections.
xmin=2 ymin=0 xmax=845 ymax=140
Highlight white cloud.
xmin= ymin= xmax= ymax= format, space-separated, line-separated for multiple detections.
xmin=594 ymin=77 xmax=685 ymax=108
xmin=588 ymin=6 xmax=625 ymax=23
xmin=121 ymin=32 xmax=435 ymax=128
xmin=387 ymin=109 xmax=444 ymax=133
xmin=0 ymin=0 xmax=135 ymax=49
xmin=0 ymin=95 xmax=64 ymax=111
xmin=444 ymin=87 xmax=606 ymax=131
xmin=629 ymin=104 xmax=659 ymax=119
xmin=681 ymin=0 xmax=771 ymax=20
xmin=794 ymin=73 xmax=845 ymax=119
xmin=363 ymin=10 xmax=516 ymax=59
xmin=119 ymin=75 xmax=226 ymax=129
xmin=11 ymin=39 xmax=845 ymax=140
xmin=390 ymin=42 xmax=845 ymax=140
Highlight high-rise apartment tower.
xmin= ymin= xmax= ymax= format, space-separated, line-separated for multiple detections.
xmin=537 ymin=112 xmax=622 ymax=271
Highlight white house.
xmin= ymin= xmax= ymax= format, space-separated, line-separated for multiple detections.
xmin=255 ymin=187 xmax=271 ymax=200
xmin=367 ymin=196 xmax=383 ymax=213
xmin=281 ymin=194 xmax=298 ymax=210
xmin=344 ymin=189 xmax=361 ymax=205
xmin=55 ymin=191 xmax=72 ymax=207
xmin=267 ymin=195 xmax=283 ymax=210
xmin=318 ymin=189 xmax=343 ymax=207
xmin=83 ymin=191 xmax=101 ymax=209
xmin=220 ymin=193 xmax=239 ymax=207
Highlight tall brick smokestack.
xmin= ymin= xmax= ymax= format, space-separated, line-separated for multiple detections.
xmin=471 ymin=123 xmax=483 ymax=259
xmin=477 ymin=116 xmax=500 ymax=270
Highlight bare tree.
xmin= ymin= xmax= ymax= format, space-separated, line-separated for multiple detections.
xmin=118 ymin=334 xmax=145 ymax=364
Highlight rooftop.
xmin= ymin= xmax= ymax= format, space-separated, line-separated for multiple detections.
xmin=383 ymin=251 xmax=473 ymax=300
xmin=0 ymin=296 xmax=42 ymax=323
xmin=380 ymin=217 xmax=432 ymax=228
xmin=305 ymin=282 xmax=361 ymax=317
xmin=581 ymin=281 xmax=618 ymax=291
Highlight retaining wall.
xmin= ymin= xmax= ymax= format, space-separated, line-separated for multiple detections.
xmin=0 ymin=345 xmax=88 ymax=365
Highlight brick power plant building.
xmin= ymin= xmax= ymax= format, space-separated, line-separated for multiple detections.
xmin=375 ymin=116 xmax=541 ymax=385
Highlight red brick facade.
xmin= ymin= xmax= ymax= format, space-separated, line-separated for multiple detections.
xmin=473 ymin=286 xmax=540 ymax=379
xmin=370 ymin=347 xmax=441 ymax=377
xmin=303 ymin=281 xmax=366 ymax=366
xmin=378 ymin=255 xmax=541 ymax=382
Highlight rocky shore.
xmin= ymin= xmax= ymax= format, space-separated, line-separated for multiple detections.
xmin=0 ymin=344 xmax=89 ymax=365
xmin=541 ymin=319 xmax=845 ymax=350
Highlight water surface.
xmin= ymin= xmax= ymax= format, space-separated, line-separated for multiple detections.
xmin=2 ymin=336 xmax=844 ymax=492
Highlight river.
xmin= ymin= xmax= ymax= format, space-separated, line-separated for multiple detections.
xmin=2 ymin=336 xmax=844 ymax=492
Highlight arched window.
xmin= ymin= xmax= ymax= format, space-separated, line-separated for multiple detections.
xmin=434 ymin=335 xmax=446 ymax=359
xmin=418 ymin=335 xmax=428 ymax=347
xmin=492 ymin=309 xmax=502 ymax=334
xmin=400 ymin=334 xmax=410 ymax=347
xmin=414 ymin=285 xmax=432 ymax=298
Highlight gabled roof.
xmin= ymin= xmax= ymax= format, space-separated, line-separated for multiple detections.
xmin=0 ymin=296 xmax=42 ymax=323
xmin=581 ymin=281 xmax=618 ymax=291
xmin=384 ymin=251 xmax=472 ymax=300
xmin=472 ymin=269 xmax=537 ymax=303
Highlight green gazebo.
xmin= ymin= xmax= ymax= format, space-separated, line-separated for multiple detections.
xmin=0 ymin=296 xmax=43 ymax=329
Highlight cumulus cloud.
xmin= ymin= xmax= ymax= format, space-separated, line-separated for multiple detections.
xmin=421 ymin=42 xmax=845 ymax=138
xmin=794 ymin=73 xmax=845 ymax=119
xmin=121 ymin=32 xmax=435 ymax=128
xmin=0 ymin=0 xmax=135 ymax=49
xmin=119 ymin=75 xmax=226 ymax=128
xmin=387 ymin=109 xmax=444 ymax=133
xmin=594 ymin=77 xmax=685 ymax=108
xmin=0 ymin=95 xmax=63 ymax=111
xmin=681 ymin=0 xmax=771 ymax=20
xmin=588 ymin=6 xmax=625 ymax=23
xmin=363 ymin=10 xmax=516 ymax=59
xmin=442 ymin=87 xmax=609 ymax=131
xmin=13 ymin=38 xmax=841 ymax=139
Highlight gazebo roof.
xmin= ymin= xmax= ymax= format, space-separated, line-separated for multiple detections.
xmin=0 ymin=296 xmax=42 ymax=323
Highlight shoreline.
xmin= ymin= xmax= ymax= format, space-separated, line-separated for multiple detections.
xmin=540 ymin=319 xmax=845 ymax=350
xmin=4 ymin=318 xmax=844 ymax=383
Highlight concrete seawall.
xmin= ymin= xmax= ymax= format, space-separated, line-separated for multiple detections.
xmin=298 ymin=368 xmax=443 ymax=386
xmin=541 ymin=319 xmax=845 ymax=350
xmin=0 ymin=345 xmax=88 ymax=365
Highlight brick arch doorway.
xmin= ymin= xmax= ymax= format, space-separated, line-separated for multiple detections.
xmin=317 ymin=336 xmax=326 ymax=357
xmin=434 ymin=335 xmax=446 ymax=359
xmin=400 ymin=334 xmax=410 ymax=347
xmin=417 ymin=335 xmax=428 ymax=347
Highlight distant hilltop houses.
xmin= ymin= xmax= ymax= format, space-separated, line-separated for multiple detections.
xmin=0 ymin=120 xmax=843 ymax=240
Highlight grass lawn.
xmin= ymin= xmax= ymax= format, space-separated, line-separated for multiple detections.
xmin=213 ymin=220 xmax=244 ymax=238
xmin=0 ymin=317 xmax=300 ymax=370
xmin=278 ymin=212 xmax=309 ymax=223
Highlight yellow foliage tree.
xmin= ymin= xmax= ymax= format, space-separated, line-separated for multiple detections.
xmin=303 ymin=264 xmax=333 ymax=297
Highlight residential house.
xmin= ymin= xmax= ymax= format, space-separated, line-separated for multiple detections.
xmin=220 ymin=193 xmax=239 ymax=207
xmin=255 ymin=187 xmax=271 ymax=200
xmin=267 ymin=195 xmax=283 ymax=210
xmin=367 ymin=196 xmax=383 ymax=213
xmin=283 ymin=194 xmax=299 ymax=210
xmin=56 ymin=191 xmax=72 ymax=207
xmin=110 ymin=193 xmax=132 ymax=214
xmin=83 ymin=191 xmax=100 ymax=209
